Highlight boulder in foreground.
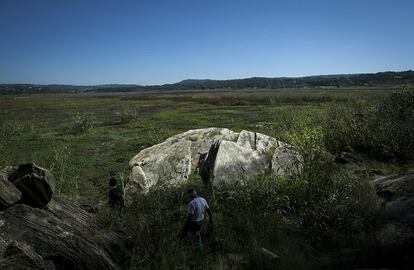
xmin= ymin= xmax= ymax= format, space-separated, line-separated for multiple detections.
xmin=1 ymin=241 xmax=55 ymax=270
xmin=0 ymin=171 xmax=22 ymax=210
xmin=0 ymin=203 xmax=119 ymax=270
xmin=8 ymin=163 xmax=55 ymax=208
xmin=374 ymin=172 xmax=414 ymax=249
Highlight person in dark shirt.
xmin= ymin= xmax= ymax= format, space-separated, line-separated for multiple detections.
xmin=108 ymin=177 xmax=125 ymax=218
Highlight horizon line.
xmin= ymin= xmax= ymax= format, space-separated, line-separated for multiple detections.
xmin=1 ymin=69 xmax=412 ymax=87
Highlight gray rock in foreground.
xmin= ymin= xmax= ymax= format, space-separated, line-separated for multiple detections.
xmin=8 ymin=163 xmax=55 ymax=208
xmin=375 ymin=222 xmax=414 ymax=248
xmin=375 ymin=173 xmax=414 ymax=229
xmin=0 ymin=203 xmax=119 ymax=270
xmin=0 ymin=163 xmax=128 ymax=270
xmin=47 ymin=197 xmax=100 ymax=234
xmin=1 ymin=240 xmax=55 ymax=270
xmin=259 ymin=247 xmax=280 ymax=270
xmin=374 ymin=172 xmax=414 ymax=248
xmin=0 ymin=172 xmax=22 ymax=210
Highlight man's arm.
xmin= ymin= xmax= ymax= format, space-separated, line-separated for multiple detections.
xmin=206 ymin=208 xmax=213 ymax=223
xmin=186 ymin=202 xmax=194 ymax=225
xmin=186 ymin=213 xmax=192 ymax=224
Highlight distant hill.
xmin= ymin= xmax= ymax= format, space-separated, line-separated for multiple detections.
xmin=1 ymin=70 xmax=413 ymax=94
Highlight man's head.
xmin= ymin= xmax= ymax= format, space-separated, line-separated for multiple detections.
xmin=109 ymin=177 xmax=117 ymax=187
xmin=186 ymin=188 xmax=198 ymax=200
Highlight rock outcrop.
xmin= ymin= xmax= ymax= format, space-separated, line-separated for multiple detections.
xmin=2 ymin=240 xmax=56 ymax=270
xmin=128 ymin=128 xmax=239 ymax=193
xmin=0 ymin=163 xmax=127 ymax=270
xmin=0 ymin=203 xmax=119 ymax=270
xmin=374 ymin=173 xmax=414 ymax=229
xmin=8 ymin=163 xmax=55 ymax=208
xmin=0 ymin=172 xmax=22 ymax=210
xmin=127 ymin=128 xmax=301 ymax=194
xmin=202 ymin=130 xmax=301 ymax=186
xmin=374 ymin=173 xmax=414 ymax=248
xmin=47 ymin=197 xmax=100 ymax=234
xmin=259 ymin=247 xmax=280 ymax=270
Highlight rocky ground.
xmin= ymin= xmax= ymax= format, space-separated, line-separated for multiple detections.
xmin=0 ymin=163 xmax=130 ymax=270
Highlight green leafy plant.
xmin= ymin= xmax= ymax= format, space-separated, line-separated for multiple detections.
xmin=70 ymin=112 xmax=96 ymax=134
xmin=116 ymin=107 xmax=140 ymax=124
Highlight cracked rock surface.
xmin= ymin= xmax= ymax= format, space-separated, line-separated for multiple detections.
xmin=127 ymin=128 xmax=301 ymax=194
xmin=374 ymin=173 xmax=414 ymax=248
xmin=0 ymin=164 xmax=128 ymax=270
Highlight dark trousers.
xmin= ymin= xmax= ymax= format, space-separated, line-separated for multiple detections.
xmin=116 ymin=204 xmax=125 ymax=218
xmin=180 ymin=219 xmax=204 ymax=249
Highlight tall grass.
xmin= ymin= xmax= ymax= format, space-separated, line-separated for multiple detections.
xmin=116 ymin=123 xmax=379 ymax=269
xmin=0 ymin=88 xmax=409 ymax=269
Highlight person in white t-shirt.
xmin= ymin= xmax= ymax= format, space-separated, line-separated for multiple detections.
xmin=179 ymin=189 xmax=213 ymax=249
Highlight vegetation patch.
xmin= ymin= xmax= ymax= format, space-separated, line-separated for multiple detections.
xmin=325 ymin=88 xmax=414 ymax=162
xmin=0 ymin=87 xmax=412 ymax=269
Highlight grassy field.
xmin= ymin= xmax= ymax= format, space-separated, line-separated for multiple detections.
xmin=0 ymin=88 xmax=346 ymax=204
xmin=0 ymin=86 xmax=412 ymax=269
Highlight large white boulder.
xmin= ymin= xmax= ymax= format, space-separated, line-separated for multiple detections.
xmin=210 ymin=140 xmax=269 ymax=186
xmin=204 ymin=130 xmax=302 ymax=186
xmin=127 ymin=128 xmax=238 ymax=193
xmin=126 ymin=128 xmax=301 ymax=194
xmin=129 ymin=139 xmax=192 ymax=193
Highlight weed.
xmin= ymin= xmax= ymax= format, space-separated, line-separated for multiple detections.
xmin=117 ymin=107 xmax=141 ymax=124
xmin=70 ymin=112 xmax=96 ymax=134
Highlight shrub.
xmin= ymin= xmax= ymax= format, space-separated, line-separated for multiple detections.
xmin=325 ymin=88 xmax=414 ymax=162
xmin=284 ymin=125 xmax=377 ymax=241
xmin=70 ymin=112 xmax=96 ymax=134
xmin=116 ymin=107 xmax=140 ymax=124
xmin=376 ymin=88 xmax=414 ymax=161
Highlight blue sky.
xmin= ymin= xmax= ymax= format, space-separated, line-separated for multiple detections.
xmin=0 ymin=0 xmax=413 ymax=85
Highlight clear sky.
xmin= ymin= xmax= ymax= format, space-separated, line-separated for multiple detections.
xmin=0 ymin=0 xmax=413 ymax=85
